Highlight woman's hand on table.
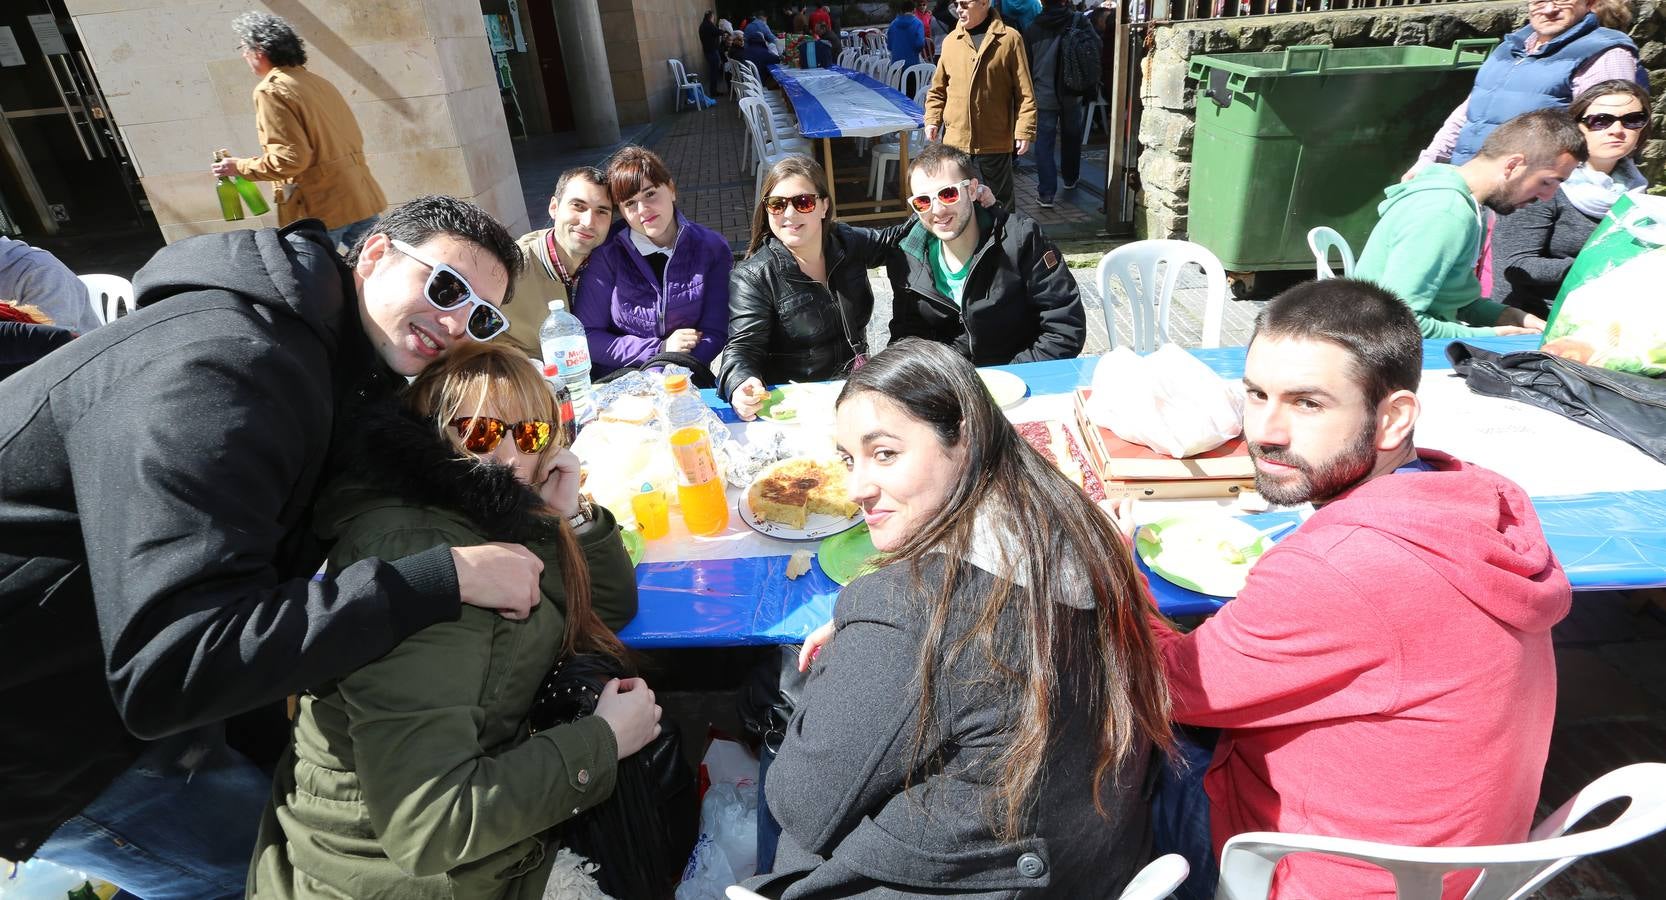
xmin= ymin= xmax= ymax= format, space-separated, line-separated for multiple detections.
xmin=536 ymin=447 xmax=584 ymax=519
xmin=798 ymin=621 xmax=836 ymax=672
xmin=665 ymin=328 xmax=701 ymax=354
xmin=733 ymin=377 xmax=768 ymax=420
xmin=596 ymin=677 xmax=662 ymax=758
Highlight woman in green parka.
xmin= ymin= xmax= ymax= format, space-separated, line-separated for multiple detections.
xmin=248 ymin=341 xmax=660 ymax=899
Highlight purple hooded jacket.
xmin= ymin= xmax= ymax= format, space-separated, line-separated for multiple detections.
xmin=572 ymin=212 xmax=732 ymax=375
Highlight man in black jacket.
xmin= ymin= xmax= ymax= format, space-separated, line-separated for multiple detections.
xmin=0 ymin=196 xmax=549 ymax=897
xmin=886 ymin=142 xmax=1085 ymax=364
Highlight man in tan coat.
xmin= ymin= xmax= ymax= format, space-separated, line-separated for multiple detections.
xmin=505 ymin=167 xmax=615 ymax=353
xmin=211 ymin=13 xmax=387 ymax=253
xmin=925 ymin=0 xmax=1037 ymax=209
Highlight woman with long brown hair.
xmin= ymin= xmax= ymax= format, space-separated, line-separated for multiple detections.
xmin=249 ymin=341 xmax=657 ymax=899
xmin=746 ymin=337 xmax=1173 ymax=897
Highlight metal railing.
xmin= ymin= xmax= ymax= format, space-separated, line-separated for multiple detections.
xmin=1102 ymin=0 xmax=1500 ymax=234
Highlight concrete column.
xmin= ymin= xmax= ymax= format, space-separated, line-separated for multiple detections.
xmin=552 ymin=0 xmax=621 ymax=146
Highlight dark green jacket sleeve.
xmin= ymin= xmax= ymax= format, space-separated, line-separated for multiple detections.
xmin=328 ymin=519 xmax=622 ymax=877
xmin=564 ymin=505 xmax=640 ymax=632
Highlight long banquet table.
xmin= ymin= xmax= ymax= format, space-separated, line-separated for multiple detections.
xmin=616 ymin=335 xmax=1666 ymax=647
xmin=770 ymin=65 xmax=924 ymax=222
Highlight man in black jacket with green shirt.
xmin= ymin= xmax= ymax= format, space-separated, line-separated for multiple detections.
xmin=0 ymin=196 xmax=549 ymax=897
xmin=886 ymin=142 xmax=1085 ymax=364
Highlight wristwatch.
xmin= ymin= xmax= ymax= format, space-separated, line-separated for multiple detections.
xmin=567 ymin=495 xmax=595 ymax=530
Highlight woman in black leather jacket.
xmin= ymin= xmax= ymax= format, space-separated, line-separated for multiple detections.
xmin=720 ymin=156 xmax=900 ymax=418
xmin=720 ymin=155 xmax=991 ymax=419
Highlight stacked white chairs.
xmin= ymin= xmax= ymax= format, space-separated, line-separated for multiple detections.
xmin=868 ymin=80 xmax=931 ymax=200
xmin=79 ymin=274 xmax=134 ymax=326
xmin=739 ymin=97 xmax=811 ymax=198
xmin=667 ymin=58 xmax=706 ymax=112
xmin=836 ymin=47 xmax=859 ymax=68
xmin=1096 ymin=240 xmax=1227 ymax=352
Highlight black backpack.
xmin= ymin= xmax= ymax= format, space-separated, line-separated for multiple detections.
xmin=1060 ymin=13 xmax=1102 ymax=96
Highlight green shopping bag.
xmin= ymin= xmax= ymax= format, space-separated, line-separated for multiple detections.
xmin=1541 ymin=193 xmax=1666 ymax=377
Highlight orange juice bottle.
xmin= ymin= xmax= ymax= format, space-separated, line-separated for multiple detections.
xmin=664 ymin=374 xmax=730 ymax=536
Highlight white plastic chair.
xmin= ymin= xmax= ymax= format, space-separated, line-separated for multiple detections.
xmin=885 ymin=58 xmax=907 ymax=90
xmin=1306 ymin=225 xmax=1355 ymax=280
xmin=79 ymin=273 xmax=134 ymax=326
xmin=837 ymin=47 xmax=859 ymax=68
xmin=668 ymin=58 xmax=705 ymax=112
xmin=1096 ymin=240 xmax=1227 ymax=352
xmin=1082 ymin=86 xmax=1110 ymax=138
xmin=1215 ymin=762 xmax=1666 ymax=900
xmin=728 ymin=855 xmax=1188 ymax=900
xmin=726 ymin=854 xmax=1188 ymax=900
xmin=1121 ymin=853 xmax=1190 ymax=900
xmin=901 ymin=62 xmax=936 ymax=100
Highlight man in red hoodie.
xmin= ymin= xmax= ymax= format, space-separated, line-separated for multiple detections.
xmin=1149 ymin=278 xmax=1572 ymax=900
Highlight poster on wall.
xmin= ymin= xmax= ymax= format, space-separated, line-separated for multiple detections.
xmin=506 ymin=0 xmax=527 ymax=53
xmin=27 ymin=14 xmax=68 ymax=56
xmin=484 ymin=15 xmax=509 ymax=53
xmin=0 ymin=27 xmax=25 ymax=67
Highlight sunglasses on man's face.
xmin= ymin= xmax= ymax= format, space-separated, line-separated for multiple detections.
xmin=1579 ymin=112 xmax=1649 ymax=131
xmin=389 ymin=239 xmax=509 ymax=342
xmin=450 ymin=416 xmax=554 ymax=455
xmin=761 ymin=193 xmax=822 ymax=215
xmin=907 ymin=179 xmax=973 ymax=213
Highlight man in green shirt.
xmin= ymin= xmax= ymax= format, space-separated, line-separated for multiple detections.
xmin=1355 ymin=109 xmax=1585 ymax=339
xmin=886 ymin=143 xmax=1084 ymax=363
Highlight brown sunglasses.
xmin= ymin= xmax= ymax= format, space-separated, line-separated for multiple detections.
xmin=760 ymin=193 xmax=821 ymax=215
xmin=450 ymin=416 xmax=554 ymax=454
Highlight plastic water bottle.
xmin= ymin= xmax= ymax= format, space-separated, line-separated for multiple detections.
xmin=539 ymin=300 xmax=595 ymax=425
xmin=664 ymin=373 xmax=729 ymax=535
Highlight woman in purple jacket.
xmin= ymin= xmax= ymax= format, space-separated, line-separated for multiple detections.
xmin=573 ymin=146 xmax=732 ymax=382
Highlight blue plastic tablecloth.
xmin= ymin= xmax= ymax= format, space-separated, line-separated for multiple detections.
xmin=619 ymin=336 xmax=1666 ymax=647
xmin=771 ymin=65 xmax=923 ymax=139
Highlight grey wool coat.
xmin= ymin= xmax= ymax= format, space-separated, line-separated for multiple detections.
xmin=746 ymin=554 xmax=1154 ymax=898
xmin=1490 ymin=188 xmax=1602 ymax=320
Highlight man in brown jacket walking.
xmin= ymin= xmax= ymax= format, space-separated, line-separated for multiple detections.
xmin=212 ymin=13 xmax=387 ymax=253
xmin=925 ymin=0 xmax=1037 ymax=209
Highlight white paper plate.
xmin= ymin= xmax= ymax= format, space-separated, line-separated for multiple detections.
xmin=978 ymin=369 xmax=1028 ymax=408
xmin=737 ymin=494 xmax=862 ymax=541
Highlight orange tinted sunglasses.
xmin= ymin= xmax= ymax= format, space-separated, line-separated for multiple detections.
xmin=449 ymin=416 xmax=553 ymax=454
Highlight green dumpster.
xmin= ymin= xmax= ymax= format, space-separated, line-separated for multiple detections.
xmin=1186 ymin=42 xmax=1495 ymax=273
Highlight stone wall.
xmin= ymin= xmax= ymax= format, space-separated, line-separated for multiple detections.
xmin=66 ymin=0 xmax=529 ymax=243
xmin=1137 ymin=0 xmax=1666 ymax=239
xmin=601 ymin=0 xmax=714 ymax=125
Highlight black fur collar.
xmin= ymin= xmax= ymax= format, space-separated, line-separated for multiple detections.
xmin=330 ymin=398 xmax=559 ymax=544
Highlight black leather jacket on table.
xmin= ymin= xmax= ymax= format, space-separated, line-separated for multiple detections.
xmin=885 ymin=206 xmax=1086 ymax=365
xmin=719 ymin=221 xmax=905 ymax=400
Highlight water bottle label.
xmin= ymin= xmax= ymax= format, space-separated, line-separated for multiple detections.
xmin=541 ymin=337 xmax=590 ymax=373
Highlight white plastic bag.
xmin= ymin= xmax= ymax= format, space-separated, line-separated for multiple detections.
xmin=675 ymin=782 xmax=760 ymax=900
xmin=1087 ymin=344 xmax=1243 ymax=458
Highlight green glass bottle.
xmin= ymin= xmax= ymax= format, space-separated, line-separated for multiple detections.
xmin=214 ymin=152 xmax=243 ymax=222
xmin=232 ymin=175 xmax=270 ymax=216
xmin=66 ymin=881 xmax=100 ymax=900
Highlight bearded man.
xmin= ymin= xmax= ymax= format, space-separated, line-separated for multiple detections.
xmin=1144 ymin=278 xmax=1572 ymax=900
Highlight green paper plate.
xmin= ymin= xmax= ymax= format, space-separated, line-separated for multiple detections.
xmin=818 ymin=523 xmax=884 ymax=586
xmin=1135 ymin=515 xmax=1270 ymax=598
xmin=621 ymin=527 xmax=645 ymax=566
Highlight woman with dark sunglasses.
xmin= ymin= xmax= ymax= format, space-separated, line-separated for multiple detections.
xmin=249 ymin=341 xmax=657 ymax=899
xmin=720 ymin=155 xmax=993 ymax=420
xmin=1492 ymin=79 xmax=1652 ymax=319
